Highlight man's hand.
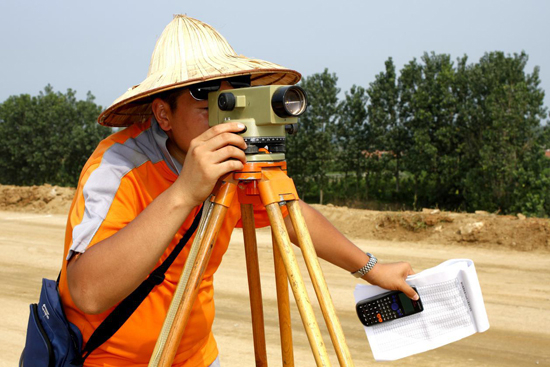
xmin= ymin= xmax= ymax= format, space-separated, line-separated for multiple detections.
xmin=363 ymin=262 xmax=419 ymax=300
xmin=175 ymin=122 xmax=247 ymax=206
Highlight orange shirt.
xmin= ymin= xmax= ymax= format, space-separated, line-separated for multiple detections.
xmin=58 ymin=119 xmax=273 ymax=366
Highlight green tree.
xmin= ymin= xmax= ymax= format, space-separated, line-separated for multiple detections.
xmin=0 ymin=85 xmax=112 ymax=186
xmin=335 ymin=85 xmax=369 ymax=196
xmin=286 ymin=69 xmax=340 ymax=203
xmin=398 ymin=60 xmax=428 ymax=207
xmin=367 ymin=58 xmax=406 ymax=197
xmin=458 ymin=51 xmax=550 ymax=215
xmin=400 ymin=53 xmax=461 ymax=209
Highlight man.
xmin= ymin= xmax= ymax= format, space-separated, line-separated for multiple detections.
xmin=58 ymin=15 xmax=417 ymax=366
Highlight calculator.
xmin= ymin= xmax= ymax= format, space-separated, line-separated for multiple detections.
xmin=356 ymin=287 xmax=423 ymax=326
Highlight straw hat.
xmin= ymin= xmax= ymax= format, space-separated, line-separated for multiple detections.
xmin=98 ymin=15 xmax=301 ymax=127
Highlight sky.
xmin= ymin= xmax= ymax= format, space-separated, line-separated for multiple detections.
xmin=1 ymin=0 xmax=549 ymax=115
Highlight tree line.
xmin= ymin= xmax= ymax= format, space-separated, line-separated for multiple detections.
xmin=1 ymin=51 xmax=549 ymax=216
xmin=0 ymin=85 xmax=112 ymax=187
xmin=287 ymin=51 xmax=550 ymax=217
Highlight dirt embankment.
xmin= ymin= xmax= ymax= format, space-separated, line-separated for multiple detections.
xmin=0 ymin=184 xmax=74 ymax=214
xmin=312 ymin=204 xmax=550 ymax=252
xmin=1 ymin=184 xmax=549 ymax=252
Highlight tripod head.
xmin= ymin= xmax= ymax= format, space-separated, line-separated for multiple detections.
xmin=208 ymin=85 xmax=307 ymax=162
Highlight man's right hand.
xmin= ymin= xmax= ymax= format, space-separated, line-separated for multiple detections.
xmin=174 ymin=122 xmax=247 ymax=206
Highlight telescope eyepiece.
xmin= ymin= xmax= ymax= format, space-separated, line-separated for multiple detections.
xmin=218 ymin=92 xmax=236 ymax=111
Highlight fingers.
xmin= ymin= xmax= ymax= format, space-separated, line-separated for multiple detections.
xmin=364 ymin=262 xmax=420 ymax=301
xmin=179 ymin=123 xmax=247 ymax=196
xmin=189 ymin=124 xmax=247 ymax=160
xmin=400 ymin=282 xmax=419 ymax=301
xmin=207 ymin=132 xmax=248 ymax=152
xmin=399 ymin=263 xmax=419 ymax=300
xmin=215 ymin=159 xmax=245 ymax=176
xmin=186 ymin=122 xmax=247 ymax=163
xmin=213 ymin=145 xmax=247 ymax=165
xmin=172 ymin=123 xmax=250 ymax=206
xmin=197 ymin=122 xmax=248 ymax=148
xmin=188 ymin=133 xmax=247 ymax=171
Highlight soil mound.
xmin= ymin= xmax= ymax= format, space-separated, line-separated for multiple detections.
xmin=1 ymin=185 xmax=548 ymax=252
xmin=311 ymin=204 xmax=550 ymax=252
xmin=0 ymin=184 xmax=75 ymax=214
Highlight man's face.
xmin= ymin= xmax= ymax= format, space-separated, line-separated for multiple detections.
xmin=161 ymin=81 xmax=233 ymax=154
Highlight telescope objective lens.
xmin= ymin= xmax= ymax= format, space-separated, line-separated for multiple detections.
xmin=272 ymin=86 xmax=307 ymax=118
xmin=283 ymin=89 xmax=306 ymax=116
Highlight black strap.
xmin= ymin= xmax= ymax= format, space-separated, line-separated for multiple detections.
xmin=76 ymin=206 xmax=203 ymax=363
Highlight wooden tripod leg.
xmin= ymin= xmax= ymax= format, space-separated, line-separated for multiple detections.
xmin=287 ymin=200 xmax=354 ymax=367
xmin=266 ymin=203 xmax=332 ymax=367
xmin=241 ymin=204 xmax=268 ymax=367
xmin=272 ymin=230 xmax=294 ymax=366
xmin=149 ymin=183 xmax=236 ymax=367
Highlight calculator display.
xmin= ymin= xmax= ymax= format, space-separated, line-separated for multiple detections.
xmin=356 ymin=287 xmax=423 ymax=327
xmin=399 ymin=293 xmax=415 ymax=314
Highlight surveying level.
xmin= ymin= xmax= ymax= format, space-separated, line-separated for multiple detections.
xmin=209 ymin=85 xmax=307 ymax=162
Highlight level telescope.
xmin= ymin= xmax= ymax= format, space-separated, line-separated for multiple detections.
xmin=209 ymin=85 xmax=308 ymax=162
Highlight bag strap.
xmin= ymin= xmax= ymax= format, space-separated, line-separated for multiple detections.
xmin=75 ymin=205 xmax=203 ymax=363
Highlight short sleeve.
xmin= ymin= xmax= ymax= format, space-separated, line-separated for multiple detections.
xmin=67 ymin=172 xmax=138 ymax=261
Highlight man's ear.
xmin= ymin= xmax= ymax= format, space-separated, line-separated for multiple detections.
xmin=152 ymin=98 xmax=172 ymax=132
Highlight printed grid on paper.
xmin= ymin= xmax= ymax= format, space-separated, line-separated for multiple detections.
xmin=370 ymin=278 xmax=473 ymax=353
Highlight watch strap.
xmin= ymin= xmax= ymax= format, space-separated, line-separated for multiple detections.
xmin=351 ymin=252 xmax=377 ymax=278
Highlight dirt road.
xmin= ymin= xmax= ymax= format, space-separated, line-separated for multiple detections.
xmin=1 ymin=210 xmax=549 ymax=366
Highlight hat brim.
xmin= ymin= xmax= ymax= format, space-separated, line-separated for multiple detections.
xmin=98 ymin=67 xmax=301 ymax=127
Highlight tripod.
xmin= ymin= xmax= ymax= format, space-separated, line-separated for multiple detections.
xmin=148 ymin=161 xmax=355 ymax=367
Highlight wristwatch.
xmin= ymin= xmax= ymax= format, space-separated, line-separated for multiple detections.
xmin=351 ymin=253 xmax=378 ymax=278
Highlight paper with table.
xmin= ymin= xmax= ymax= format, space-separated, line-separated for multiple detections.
xmin=354 ymin=259 xmax=490 ymax=361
